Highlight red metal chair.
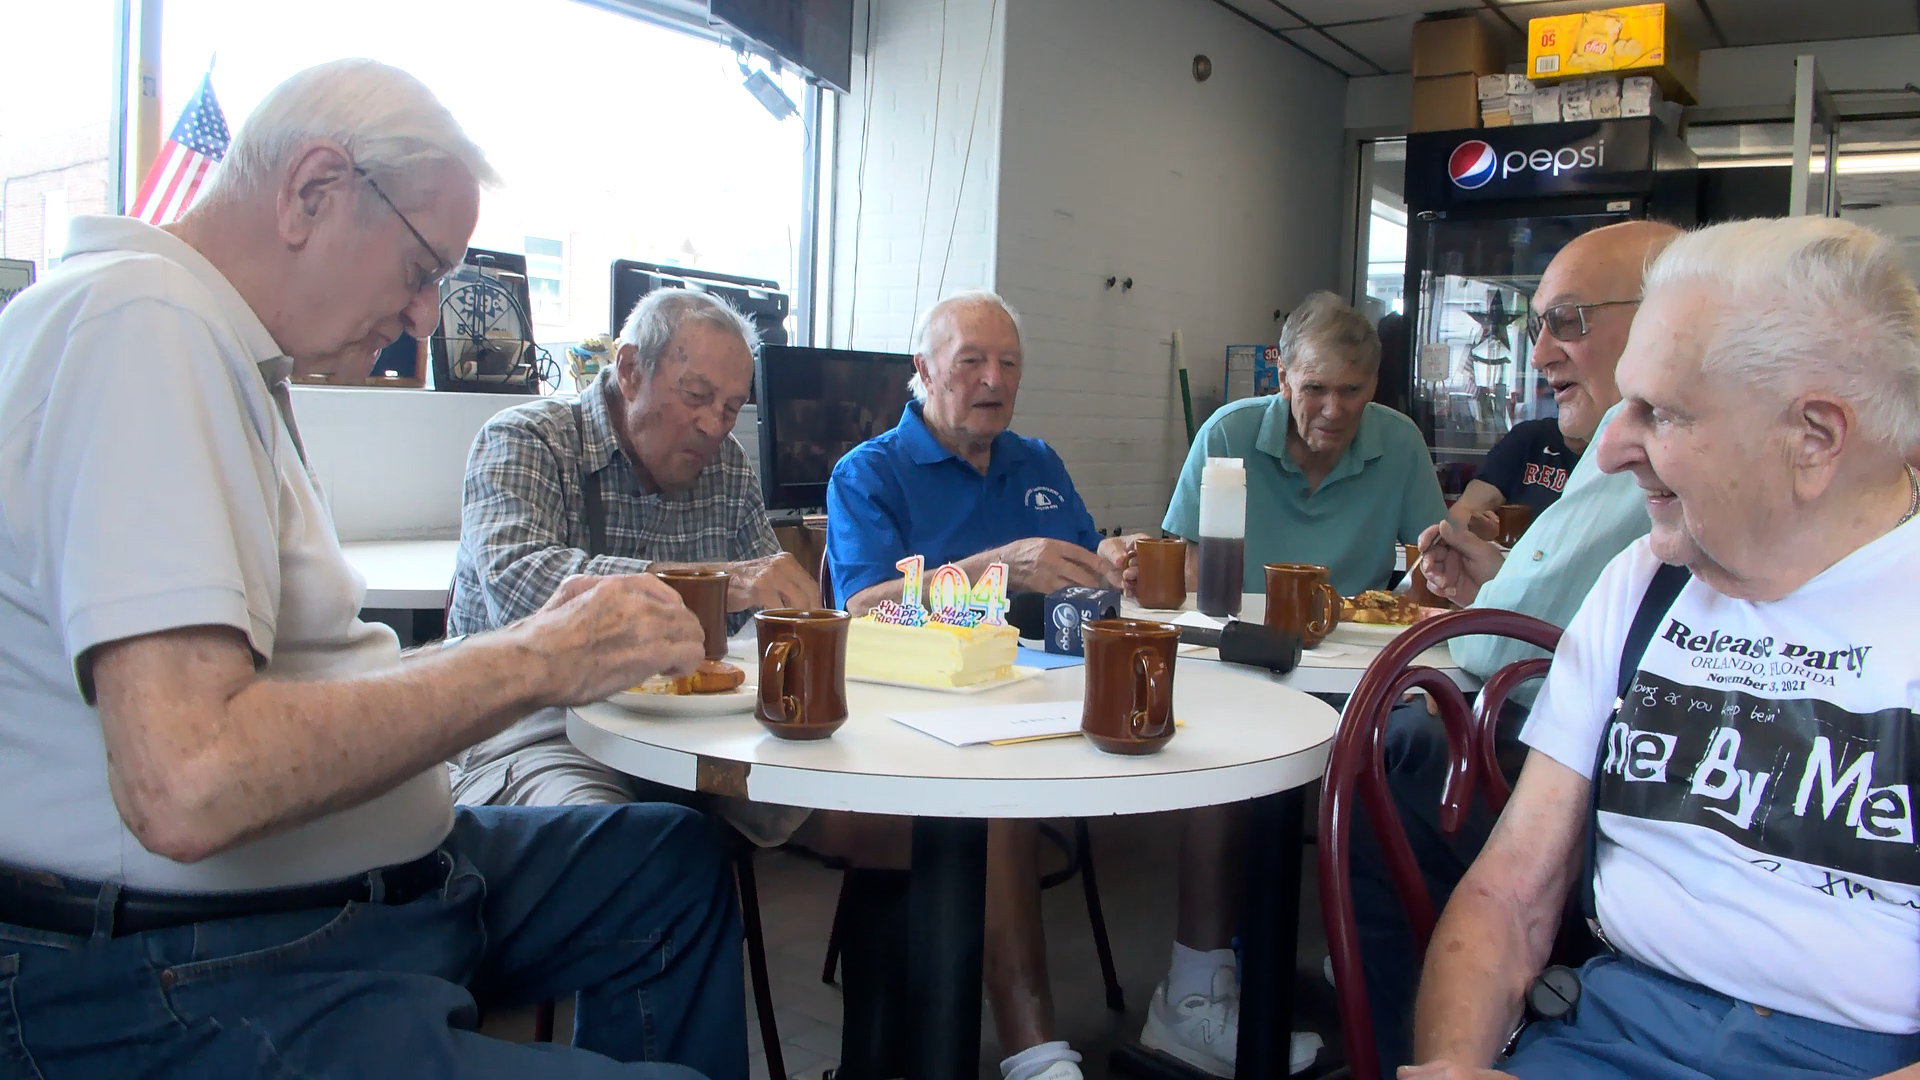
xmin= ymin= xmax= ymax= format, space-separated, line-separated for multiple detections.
xmin=1318 ymin=608 xmax=1562 ymax=1080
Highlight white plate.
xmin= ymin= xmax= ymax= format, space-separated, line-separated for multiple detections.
xmin=1325 ymin=620 xmax=1414 ymax=646
xmin=606 ymin=685 xmax=759 ymax=717
xmin=847 ymin=665 xmax=1047 ymax=695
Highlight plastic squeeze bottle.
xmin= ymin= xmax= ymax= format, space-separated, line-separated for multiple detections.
xmin=1196 ymin=457 xmax=1247 ymax=618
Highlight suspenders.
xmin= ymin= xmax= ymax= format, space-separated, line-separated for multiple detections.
xmin=571 ymin=401 xmax=608 ymax=559
xmin=1523 ymin=559 xmax=1692 ymax=1027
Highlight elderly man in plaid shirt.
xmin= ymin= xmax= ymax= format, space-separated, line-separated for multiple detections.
xmin=447 ymin=288 xmax=817 ymax=832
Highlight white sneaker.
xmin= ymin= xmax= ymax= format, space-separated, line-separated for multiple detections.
xmin=1140 ymin=967 xmax=1326 ymax=1077
xmin=1026 ymin=1062 xmax=1083 ymax=1080
xmin=1140 ymin=966 xmax=1240 ymax=1077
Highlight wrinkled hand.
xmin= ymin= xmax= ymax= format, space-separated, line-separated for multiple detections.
xmin=1398 ymin=1063 xmax=1515 ymax=1080
xmin=1001 ymin=537 xmax=1120 ymax=594
xmin=725 ymin=552 xmax=821 ymax=612
xmin=1101 ymin=534 xmax=1150 ymax=597
xmin=1418 ymin=520 xmax=1505 ymax=607
xmin=528 ymin=574 xmax=705 ymax=704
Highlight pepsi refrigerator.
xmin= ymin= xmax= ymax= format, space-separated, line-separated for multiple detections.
xmin=1400 ymin=116 xmax=1696 ymax=481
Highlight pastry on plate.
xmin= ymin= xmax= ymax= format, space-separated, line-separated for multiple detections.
xmin=1341 ymin=589 xmax=1424 ymax=626
xmin=631 ymin=660 xmax=746 ymax=696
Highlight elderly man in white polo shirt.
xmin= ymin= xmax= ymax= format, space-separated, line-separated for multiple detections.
xmin=0 ymin=60 xmax=745 ymax=1078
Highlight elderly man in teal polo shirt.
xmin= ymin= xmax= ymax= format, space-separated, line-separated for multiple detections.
xmin=1163 ymin=290 xmax=1445 ymax=597
xmin=1134 ymin=291 xmax=1442 ymax=1077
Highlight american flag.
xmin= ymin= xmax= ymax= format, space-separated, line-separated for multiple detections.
xmin=129 ymin=75 xmax=230 ymax=225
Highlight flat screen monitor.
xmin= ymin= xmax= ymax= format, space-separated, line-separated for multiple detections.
xmin=710 ymin=0 xmax=854 ymax=93
xmin=610 ymin=259 xmax=790 ymax=350
xmin=754 ymin=345 xmax=915 ymax=512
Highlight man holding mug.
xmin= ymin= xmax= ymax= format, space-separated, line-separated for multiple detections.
xmin=447 ymin=287 xmax=817 ymax=831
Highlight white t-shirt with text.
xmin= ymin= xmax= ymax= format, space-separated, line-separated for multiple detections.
xmin=1524 ymin=526 xmax=1920 ymax=1033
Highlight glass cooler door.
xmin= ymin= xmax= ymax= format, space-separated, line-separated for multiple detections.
xmin=1409 ymin=211 xmax=1630 ymax=476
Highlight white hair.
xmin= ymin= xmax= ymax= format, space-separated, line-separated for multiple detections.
xmin=1277 ymin=290 xmax=1381 ymax=373
xmin=907 ymin=289 xmax=1024 ymax=402
xmin=199 ymin=59 xmax=500 ymax=208
xmin=618 ymin=287 xmax=760 ymax=377
xmin=1644 ymin=217 xmax=1920 ymax=452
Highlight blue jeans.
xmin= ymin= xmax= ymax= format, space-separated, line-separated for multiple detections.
xmin=1506 ymin=954 xmax=1920 ymax=1079
xmin=0 ymin=803 xmax=747 ymax=1079
xmin=1348 ymin=700 xmax=1521 ymax=1074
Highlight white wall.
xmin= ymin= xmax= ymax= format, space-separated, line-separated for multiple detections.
xmin=829 ymin=0 xmax=1005 ymax=353
xmin=294 ymin=387 xmax=537 ymax=542
xmin=993 ymin=0 xmax=1347 ymax=533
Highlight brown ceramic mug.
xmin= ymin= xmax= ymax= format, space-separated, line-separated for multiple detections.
xmin=1080 ymin=618 xmax=1179 ymax=756
xmin=1496 ymin=504 xmax=1534 ymax=548
xmin=754 ymin=609 xmax=850 ymax=740
xmin=659 ymin=569 xmax=731 ymax=661
xmin=1132 ymin=537 xmax=1188 ymax=611
xmin=1403 ymin=543 xmax=1451 ymax=611
xmin=1264 ymin=563 xmax=1341 ymax=649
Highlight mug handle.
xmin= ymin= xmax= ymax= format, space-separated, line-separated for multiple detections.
xmin=1309 ymin=582 xmax=1341 ymax=637
xmin=1128 ymin=647 xmax=1173 ymax=740
xmin=760 ymin=636 xmax=805 ymax=724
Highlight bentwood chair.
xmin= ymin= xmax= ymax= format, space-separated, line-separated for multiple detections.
xmin=1318 ymin=608 xmax=1562 ymax=1080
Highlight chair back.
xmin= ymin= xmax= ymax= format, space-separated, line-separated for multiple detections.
xmin=1317 ymin=608 xmax=1561 ymax=1080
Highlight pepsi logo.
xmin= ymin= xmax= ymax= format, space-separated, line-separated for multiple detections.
xmin=1449 ymin=140 xmax=1497 ymax=189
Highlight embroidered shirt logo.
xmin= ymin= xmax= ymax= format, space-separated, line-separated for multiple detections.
xmin=1026 ymin=486 xmax=1063 ymax=511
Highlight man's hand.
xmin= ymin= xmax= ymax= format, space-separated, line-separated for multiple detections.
xmin=723 ymin=552 xmax=821 ymax=612
xmin=999 ymin=537 xmax=1120 ymax=593
xmin=1099 ymin=533 xmax=1149 ymax=597
xmin=1419 ymin=520 xmax=1506 ymax=606
xmin=523 ymin=574 xmax=705 ymax=704
xmin=1399 ymin=1063 xmax=1516 ymax=1080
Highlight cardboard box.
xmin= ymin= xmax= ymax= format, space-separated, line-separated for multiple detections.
xmin=1531 ymin=85 xmax=1563 ymax=124
xmin=1526 ymin=3 xmax=1698 ymax=104
xmin=1478 ymin=74 xmax=1507 ymax=101
xmin=1481 ymin=108 xmax=1513 ymax=128
xmin=1411 ymin=73 xmax=1483 ymax=132
xmin=1412 ymin=15 xmax=1504 ymax=78
xmin=1620 ymin=74 xmax=1657 ymax=116
xmin=1590 ymin=76 xmax=1622 ymax=118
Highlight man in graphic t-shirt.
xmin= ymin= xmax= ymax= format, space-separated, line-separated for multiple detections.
xmin=1446 ymin=416 xmax=1579 ymax=531
xmin=1406 ymin=218 xmax=1920 ymax=1080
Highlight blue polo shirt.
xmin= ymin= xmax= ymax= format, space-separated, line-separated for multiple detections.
xmin=825 ymin=402 xmax=1101 ymax=607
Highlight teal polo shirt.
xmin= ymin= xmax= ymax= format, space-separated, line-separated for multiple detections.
xmin=1162 ymin=398 xmax=1445 ymax=597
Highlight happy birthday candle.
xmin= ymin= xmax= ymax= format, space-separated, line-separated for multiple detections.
xmin=927 ymin=564 xmax=970 ymax=614
xmin=894 ymin=554 xmax=925 ymax=609
xmin=970 ymin=561 xmax=1009 ymax=625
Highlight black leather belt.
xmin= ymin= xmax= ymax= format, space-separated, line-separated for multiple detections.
xmin=0 ymin=850 xmax=451 ymax=939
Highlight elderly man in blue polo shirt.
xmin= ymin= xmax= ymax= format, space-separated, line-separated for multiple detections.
xmin=827 ymin=290 xmax=1133 ymax=1080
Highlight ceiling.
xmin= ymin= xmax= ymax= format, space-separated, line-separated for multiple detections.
xmin=1209 ymin=0 xmax=1920 ymax=78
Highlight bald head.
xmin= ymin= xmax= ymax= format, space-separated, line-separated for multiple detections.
xmin=1531 ymin=220 xmax=1683 ymax=445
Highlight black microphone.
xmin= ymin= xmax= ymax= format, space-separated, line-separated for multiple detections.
xmin=1008 ymin=591 xmax=1047 ymax=640
xmin=1178 ymin=620 xmax=1301 ymax=673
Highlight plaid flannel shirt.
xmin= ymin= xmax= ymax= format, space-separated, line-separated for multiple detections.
xmin=448 ymin=372 xmax=780 ymax=637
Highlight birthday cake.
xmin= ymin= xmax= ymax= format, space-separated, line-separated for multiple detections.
xmin=846 ymin=600 xmax=1019 ymax=688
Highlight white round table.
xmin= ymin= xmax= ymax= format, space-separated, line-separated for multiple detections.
xmin=569 ymin=654 xmax=1340 ymax=1080
xmin=1124 ymin=591 xmax=1474 ymax=696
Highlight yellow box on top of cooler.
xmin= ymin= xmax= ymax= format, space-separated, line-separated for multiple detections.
xmin=1526 ymin=3 xmax=1698 ymax=105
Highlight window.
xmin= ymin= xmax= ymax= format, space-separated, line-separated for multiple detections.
xmin=1 ymin=1 xmax=114 ymax=277
xmin=161 ymin=0 xmax=814 ymax=358
xmin=1354 ymin=138 xmax=1407 ymax=320
xmin=525 ymin=235 xmax=566 ymax=324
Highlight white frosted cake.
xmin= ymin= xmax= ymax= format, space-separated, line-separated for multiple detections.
xmin=846 ymin=602 xmax=1018 ymax=688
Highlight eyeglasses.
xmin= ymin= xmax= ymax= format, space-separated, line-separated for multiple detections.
xmin=354 ymin=166 xmax=455 ymax=294
xmin=1526 ymin=299 xmax=1640 ymax=344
